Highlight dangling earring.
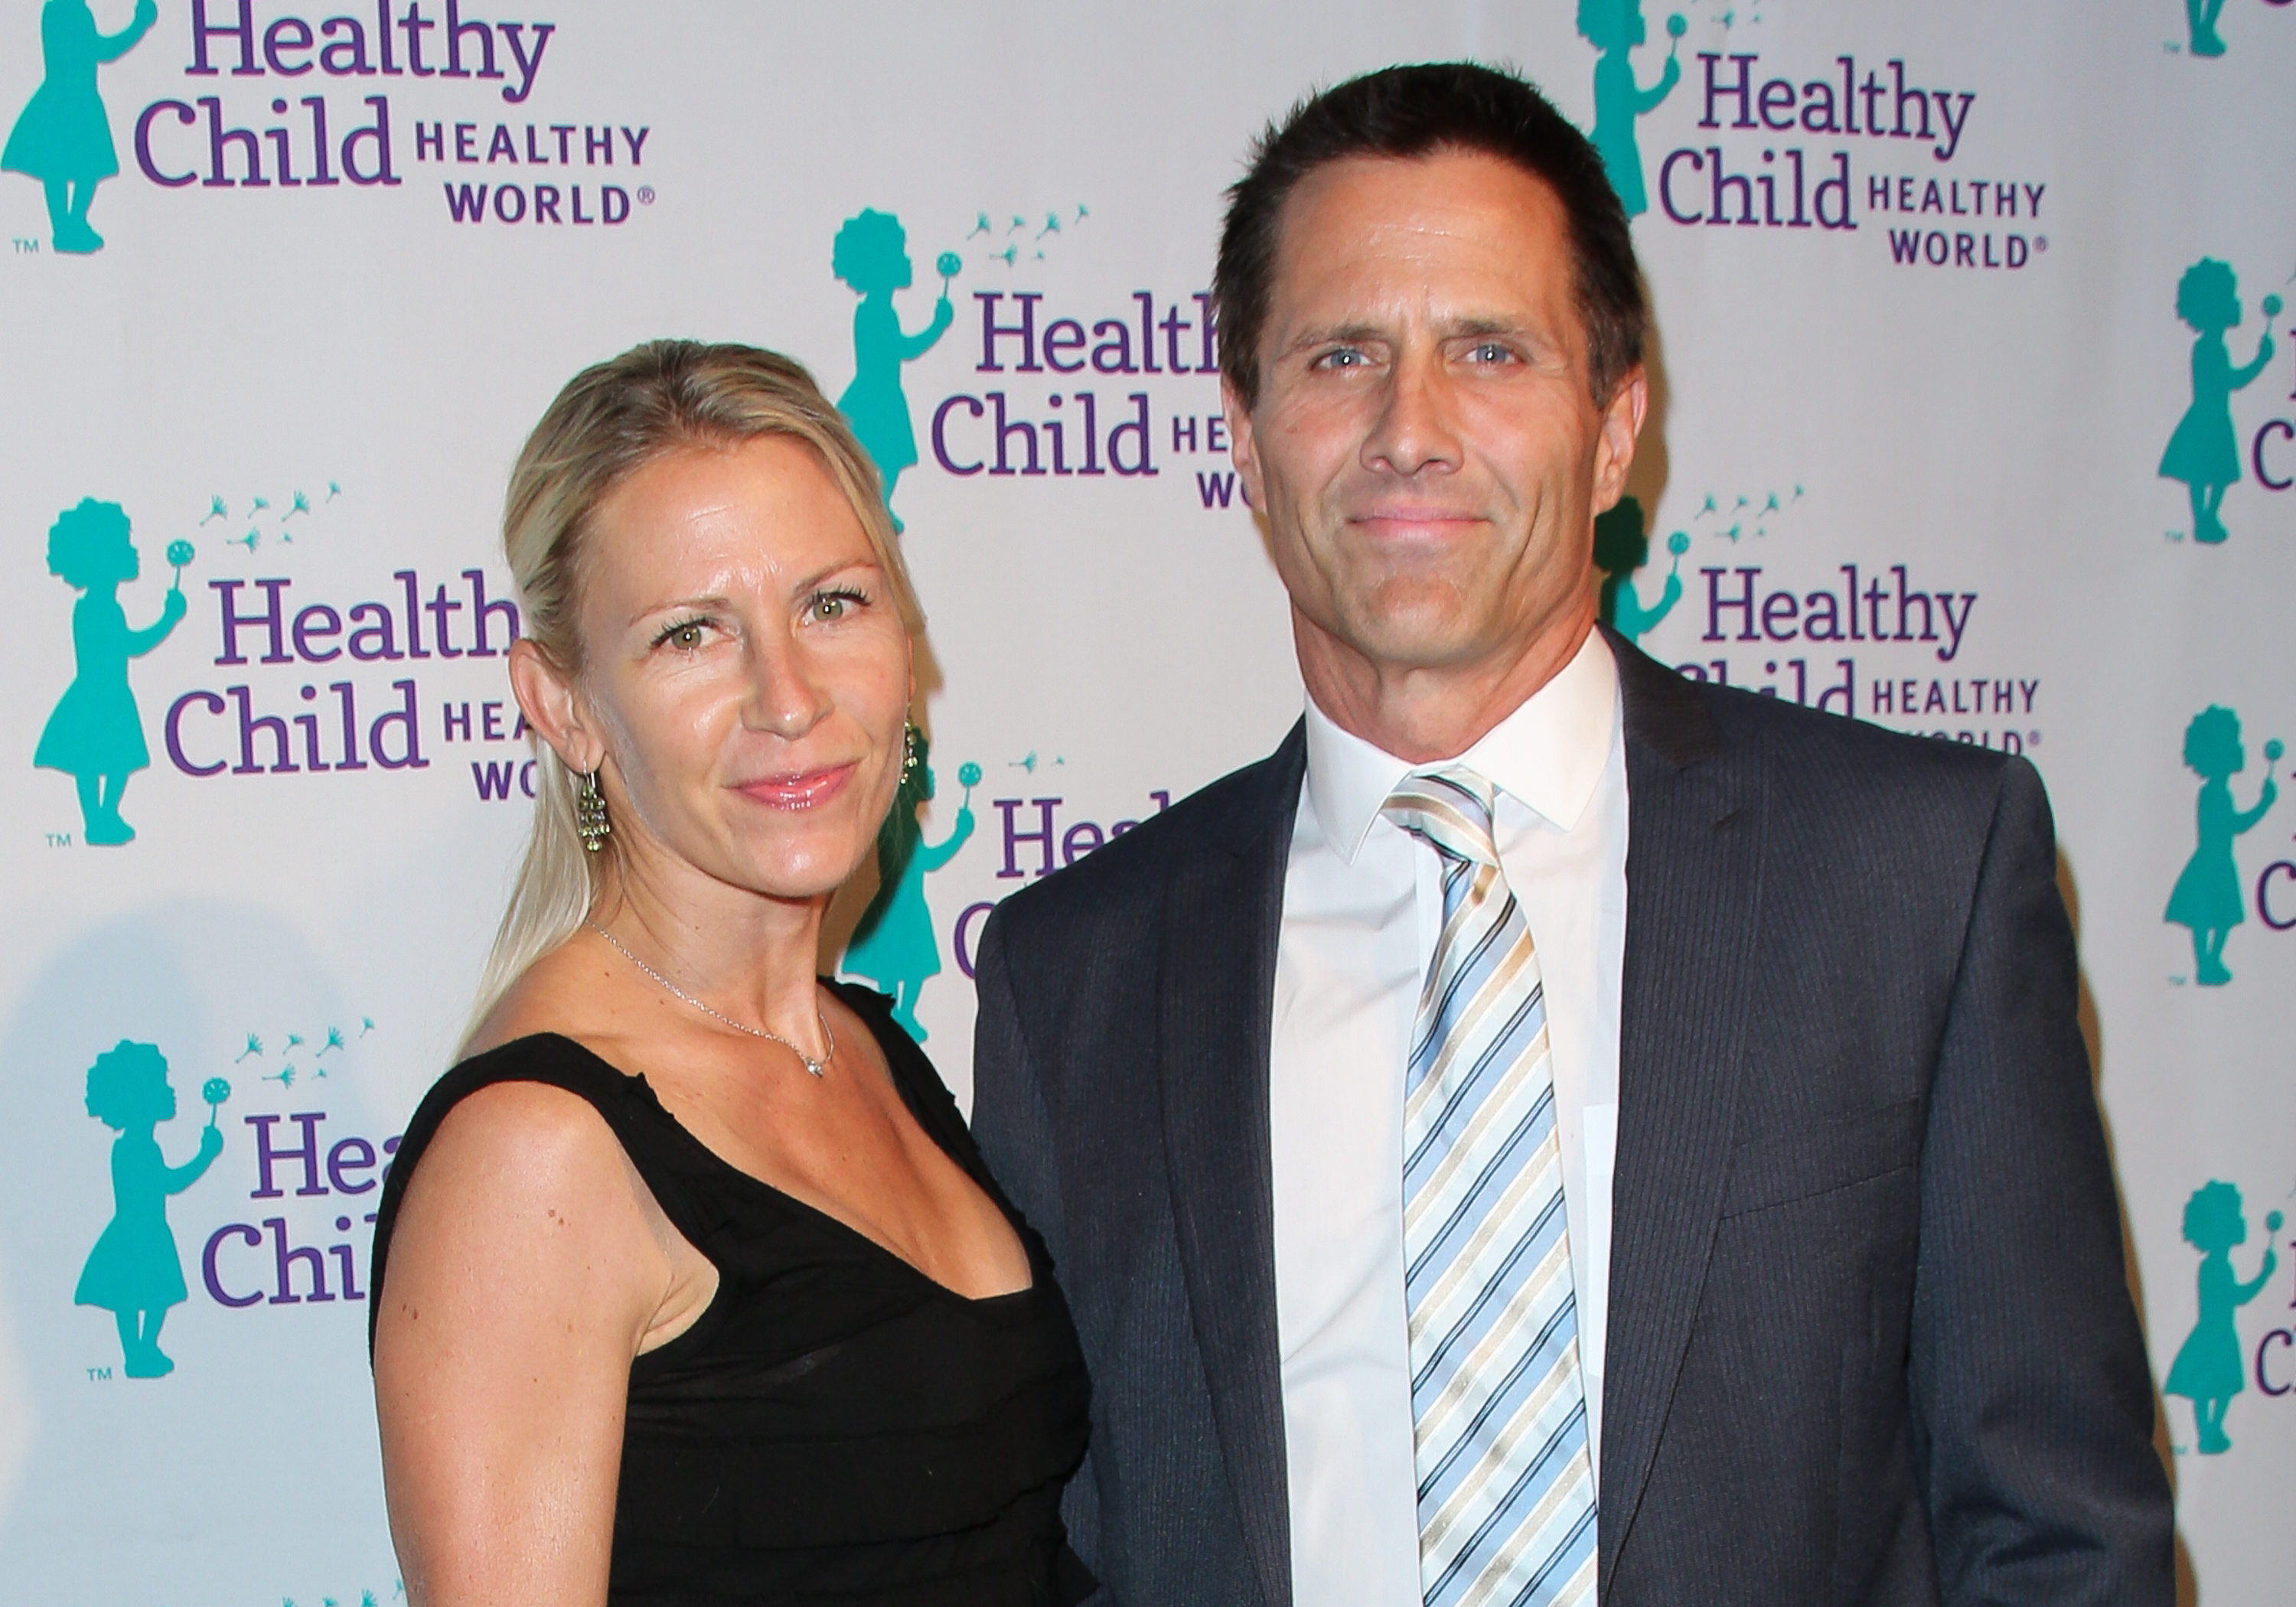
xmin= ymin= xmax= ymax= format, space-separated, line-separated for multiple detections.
xmin=901 ymin=722 xmax=921 ymax=783
xmin=575 ymin=768 xmax=612 ymax=852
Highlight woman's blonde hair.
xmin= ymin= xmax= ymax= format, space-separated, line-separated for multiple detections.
xmin=465 ymin=339 xmax=922 ymax=1044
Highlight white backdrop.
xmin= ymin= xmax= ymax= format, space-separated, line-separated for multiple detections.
xmin=2 ymin=2 xmax=2291 ymax=1602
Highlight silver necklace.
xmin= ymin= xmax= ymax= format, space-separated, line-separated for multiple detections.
xmin=585 ymin=919 xmax=833 ymax=1077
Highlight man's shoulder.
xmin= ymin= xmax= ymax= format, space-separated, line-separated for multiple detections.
xmin=987 ymin=722 xmax=1304 ymax=943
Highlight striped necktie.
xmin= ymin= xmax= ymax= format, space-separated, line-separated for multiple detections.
xmin=1384 ymin=769 xmax=1596 ymax=1607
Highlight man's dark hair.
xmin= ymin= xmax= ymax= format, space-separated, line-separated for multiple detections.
xmin=1213 ymin=62 xmax=1646 ymax=410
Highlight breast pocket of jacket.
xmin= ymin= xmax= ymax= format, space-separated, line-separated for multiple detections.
xmin=1720 ymin=1097 xmax=1926 ymax=1219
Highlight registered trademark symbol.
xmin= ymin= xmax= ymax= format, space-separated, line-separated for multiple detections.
xmin=637 ymin=186 xmax=656 ymax=206
xmin=2033 ymin=236 xmax=2047 ymax=252
xmin=2027 ymin=731 xmax=2040 ymax=747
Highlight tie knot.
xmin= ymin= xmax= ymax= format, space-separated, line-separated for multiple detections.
xmin=1383 ymin=768 xmax=1501 ymax=867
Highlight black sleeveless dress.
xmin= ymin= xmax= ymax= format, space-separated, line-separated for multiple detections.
xmin=367 ymin=981 xmax=1095 ymax=1606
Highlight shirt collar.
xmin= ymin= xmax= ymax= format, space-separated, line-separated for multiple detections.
xmin=1303 ymin=627 xmax=1621 ymax=865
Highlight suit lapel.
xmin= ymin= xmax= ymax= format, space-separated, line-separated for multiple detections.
xmin=1598 ymin=633 xmax=1767 ymax=1595
xmin=1158 ymin=722 xmax=1306 ymax=1607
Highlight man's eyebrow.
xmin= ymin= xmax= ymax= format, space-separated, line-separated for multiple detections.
xmin=1443 ymin=316 xmax=1529 ymax=340
xmin=1279 ymin=321 xmax=1388 ymax=357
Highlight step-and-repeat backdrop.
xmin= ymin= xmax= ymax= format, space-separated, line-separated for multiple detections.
xmin=2 ymin=2 xmax=2290 ymax=1600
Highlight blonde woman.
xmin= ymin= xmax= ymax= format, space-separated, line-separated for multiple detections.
xmin=367 ymin=342 xmax=1092 ymax=1606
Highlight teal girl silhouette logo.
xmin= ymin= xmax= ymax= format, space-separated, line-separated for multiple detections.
xmin=75 ymin=1044 xmax=228 ymax=1378
xmin=833 ymin=210 xmax=957 ymax=533
xmin=34 ymin=500 xmax=189 ymax=845
xmin=1578 ymin=1 xmax=1684 ymax=219
xmin=2165 ymin=706 xmax=2279 ymax=986
xmin=842 ymin=742 xmax=977 ymax=1043
xmin=2160 ymin=259 xmax=2280 ymax=545
xmin=2164 ymin=1182 xmax=2280 ymax=1454
xmin=2180 ymin=0 xmax=2234 ymax=57
xmin=2 ymin=0 xmax=158 ymax=254
xmin=1593 ymin=494 xmax=1686 ymax=644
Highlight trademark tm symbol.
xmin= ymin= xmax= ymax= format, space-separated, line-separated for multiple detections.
xmin=11 ymin=237 xmax=36 ymax=253
xmin=85 ymin=1365 xmax=110 ymax=1381
xmin=44 ymin=831 xmax=72 ymax=847
xmin=636 ymin=186 xmax=655 ymax=205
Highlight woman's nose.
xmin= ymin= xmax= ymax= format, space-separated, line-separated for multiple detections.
xmin=743 ymin=630 xmax=833 ymax=739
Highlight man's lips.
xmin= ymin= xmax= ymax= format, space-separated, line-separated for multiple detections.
xmin=733 ymin=762 xmax=858 ymax=810
xmin=1349 ymin=509 xmax=1487 ymax=537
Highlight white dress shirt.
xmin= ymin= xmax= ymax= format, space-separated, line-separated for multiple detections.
xmin=1269 ymin=628 xmax=1628 ymax=1604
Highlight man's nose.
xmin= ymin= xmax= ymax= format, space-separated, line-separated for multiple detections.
xmin=1361 ymin=348 xmax=1463 ymax=478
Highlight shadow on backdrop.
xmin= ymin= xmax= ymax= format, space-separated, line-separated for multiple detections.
xmin=0 ymin=901 xmax=375 ymax=1596
xmin=2057 ymin=850 xmax=2197 ymax=1605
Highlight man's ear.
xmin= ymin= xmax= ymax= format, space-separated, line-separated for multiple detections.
xmin=508 ymin=638 xmax=604 ymax=776
xmin=1590 ymin=367 xmax=1648 ymax=515
xmin=1222 ymin=378 xmax=1267 ymax=510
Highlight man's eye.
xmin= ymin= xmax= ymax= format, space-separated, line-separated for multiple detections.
xmin=1316 ymin=348 xmax=1367 ymax=370
xmin=1468 ymin=341 xmax=1514 ymax=364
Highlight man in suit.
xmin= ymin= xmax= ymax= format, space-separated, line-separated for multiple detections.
xmin=971 ymin=63 xmax=2171 ymax=1606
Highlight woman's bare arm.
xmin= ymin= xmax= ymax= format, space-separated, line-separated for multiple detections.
xmin=373 ymin=1081 xmax=670 ymax=1607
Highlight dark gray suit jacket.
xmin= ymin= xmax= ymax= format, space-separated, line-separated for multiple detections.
xmin=970 ymin=631 xmax=2173 ymax=1606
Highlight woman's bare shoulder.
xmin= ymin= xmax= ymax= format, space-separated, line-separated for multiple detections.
xmin=461 ymin=930 xmax=629 ymax=1061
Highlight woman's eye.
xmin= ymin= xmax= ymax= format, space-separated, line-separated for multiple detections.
xmin=809 ymin=588 xmax=868 ymax=622
xmin=654 ymin=618 xmax=709 ymax=650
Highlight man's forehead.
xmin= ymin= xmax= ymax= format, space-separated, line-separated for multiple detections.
xmin=1264 ymin=151 xmax=1576 ymax=328
xmin=1275 ymin=148 xmax=1566 ymax=250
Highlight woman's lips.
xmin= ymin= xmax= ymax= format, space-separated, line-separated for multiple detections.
xmin=734 ymin=762 xmax=857 ymax=810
